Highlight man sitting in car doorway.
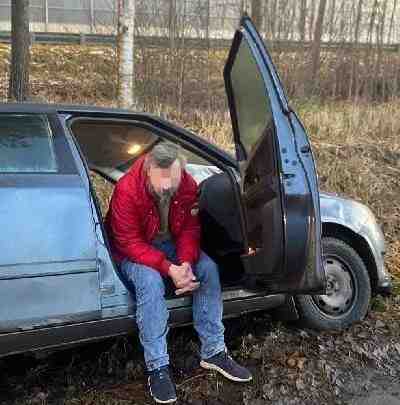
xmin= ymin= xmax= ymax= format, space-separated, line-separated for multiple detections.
xmin=105 ymin=142 xmax=252 ymax=403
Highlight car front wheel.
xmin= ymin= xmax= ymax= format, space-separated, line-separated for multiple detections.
xmin=295 ymin=237 xmax=371 ymax=330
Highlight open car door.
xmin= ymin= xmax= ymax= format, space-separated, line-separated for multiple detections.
xmin=224 ymin=16 xmax=326 ymax=295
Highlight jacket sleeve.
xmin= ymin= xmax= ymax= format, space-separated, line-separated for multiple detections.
xmin=108 ymin=184 xmax=172 ymax=276
xmin=175 ymin=177 xmax=201 ymax=266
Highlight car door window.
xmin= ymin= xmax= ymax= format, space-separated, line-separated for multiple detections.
xmin=71 ymin=119 xmax=219 ymax=178
xmin=70 ymin=118 xmax=222 ymax=218
xmin=71 ymin=121 xmax=158 ymax=171
xmin=0 ymin=114 xmax=57 ymax=173
xmin=229 ymin=38 xmax=273 ymax=159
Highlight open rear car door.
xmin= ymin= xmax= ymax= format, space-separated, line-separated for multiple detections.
xmin=224 ymin=16 xmax=326 ymax=294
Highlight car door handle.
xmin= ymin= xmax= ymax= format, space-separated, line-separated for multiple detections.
xmin=300 ymin=145 xmax=311 ymax=154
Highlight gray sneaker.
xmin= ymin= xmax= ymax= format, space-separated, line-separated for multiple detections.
xmin=200 ymin=351 xmax=253 ymax=382
xmin=148 ymin=366 xmax=177 ymax=404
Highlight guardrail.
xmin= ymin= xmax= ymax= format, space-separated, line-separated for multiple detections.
xmin=0 ymin=31 xmax=399 ymax=52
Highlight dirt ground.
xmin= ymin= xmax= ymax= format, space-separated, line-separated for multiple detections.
xmin=0 ymin=293 xmax=399 ymax=405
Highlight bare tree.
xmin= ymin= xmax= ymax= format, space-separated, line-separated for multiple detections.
xmin=350 ymin=0 xmax=364 ymax=100
xmin=354 ymin=0 xmax=364 ymax=43
xmin=328 ymin=0 xmax=336 ymax=41
xmin=367 ymin=0 xmax=379 ymax=44
xmin=168 ymin=0 xmax=177 ymax=49
xmin=309 ymin=0 xmax=328 ymax=94
xmin=117 ymin=0 xmax=136 ymax=109
xmin=387 ymin=0 xmax=398 ymax=43
xmin=8 ymin=0 xmax=31 ymax=101
xmin=277 ymin=0 xmax=288 ymax=40
xmin=379 ymin=0 xmax=389 ymax=45
xmin=308 ymin=0 xmax=316 ymax=41
xmin=375 ymin=0 xmax=389 ymax=99
xmin=365 ymin=0 xmax=379 ymax=99
xmin=299 ymin=0 xmax=307 ymax=41
xmin=270 ymin=0 xmax=278 ymax=40
xmin=251 ymin=0 xmax=262 ymax=31
xmin=288 ymin=3 xmax=297 ymax=40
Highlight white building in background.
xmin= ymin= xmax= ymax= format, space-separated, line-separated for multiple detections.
xmin=0 ymin=0 xmax=117 ymax=33
xmin=0 ymin=0 xmax=245 ymax=39
xmin=0 ymin=0 xmax=398 ymax=43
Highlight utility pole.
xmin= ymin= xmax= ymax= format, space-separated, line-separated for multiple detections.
xmin=117 ymin=0 xmax=136 ymax=109
xmin=8 ymin=0 xmax=31 ymax=101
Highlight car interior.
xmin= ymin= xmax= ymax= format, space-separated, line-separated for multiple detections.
xmin=69 ymin=119 xmax=248 ymax=289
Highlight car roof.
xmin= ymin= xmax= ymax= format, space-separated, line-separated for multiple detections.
xmin=0 ymin=102 xmax=153 ymax=117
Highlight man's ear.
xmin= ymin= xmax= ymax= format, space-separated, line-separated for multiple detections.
xmin=143 ymin=154 xmax=150 ymax=171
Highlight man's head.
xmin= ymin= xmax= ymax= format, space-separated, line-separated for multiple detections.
xmin=145 ymin=142 xmax=184 ymax=198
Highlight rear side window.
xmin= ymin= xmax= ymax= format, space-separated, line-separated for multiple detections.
xmin=0 ymin=114 xmax=57 ymax=173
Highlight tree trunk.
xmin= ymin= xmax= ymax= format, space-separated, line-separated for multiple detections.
xmin=288 ymin=4 xmax=297 ymax=40
xmin=277 ymin=1 xmax=288 ymax=41
xmin=378 ymin=0 xmax=389 ymax=44
xmin=117 ymin=0 xmax=136 ymax=109
xmin=366 ymin=0 xmax=378 ymax=99
xmin=169 ymin=0 xmax=177 ymax=49
xmin=270 ymin=0 xmax=277 ymax=40
xmin=8 ymin=0 xmax=31 ymax=102
xmin=328 ymin=0 xmax=336 ymax=41
xmin=309 ymin=0 xmax=316 ymax=41
xmin=251 ymin=0 xmax=262 ymax=32
xmin=299 ymin=0 xmax=307 ymax=42
xmin=309 ymin=0 xmax=328 ymax=95
xmin=352 ymin=0 xmax=364 ymax=100
xmin=387 ymin=0 xmax=398 ymax=43
xmin=367 ymin=0 xmax=378 ymax=44
xmin=376 ymin=0 xmax=389 ymax=100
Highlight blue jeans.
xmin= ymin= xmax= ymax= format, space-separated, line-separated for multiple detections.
xmin=120 ymin=240 xmax=226 ymax=371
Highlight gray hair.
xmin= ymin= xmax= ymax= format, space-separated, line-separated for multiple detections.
xmin=146 ymin=142 xmax=185 ymax=169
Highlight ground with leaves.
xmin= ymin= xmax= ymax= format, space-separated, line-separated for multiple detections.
xmin=0 ymin=294 xmax=399 ymax=405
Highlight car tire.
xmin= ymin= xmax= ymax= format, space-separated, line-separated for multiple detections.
xmin=295 ymin=237 xmax=371 ymax=330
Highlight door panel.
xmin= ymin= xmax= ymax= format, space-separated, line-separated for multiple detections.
xmin=0 ymin=112 xmax=101 ymax=334
xmin=0 ymin=174 xmax=101 ymax=333
xmin=0 ymin=273 xmax=100 ymax=333
xmin=224 ymin=17 xmax=325 ymax=294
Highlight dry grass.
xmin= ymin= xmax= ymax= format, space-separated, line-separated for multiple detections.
xmin=297 ymin=102 xmax=400 ymax=281
xmin=0 ymin=43 xmax=398 ymax=284
xmin=189 ymin=102 xmax=400 ymax=282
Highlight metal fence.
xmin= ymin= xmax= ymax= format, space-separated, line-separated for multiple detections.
xmin=0 ymin=1 xmax=399 ymax=44
xmin=0 ymin=0 xmax=117 ymax=33
xmin=0 ymin=0 xmax=243 ymax=38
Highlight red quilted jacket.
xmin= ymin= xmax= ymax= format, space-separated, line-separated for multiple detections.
xmin=105 ymin=155 xmax=201 ymax=276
